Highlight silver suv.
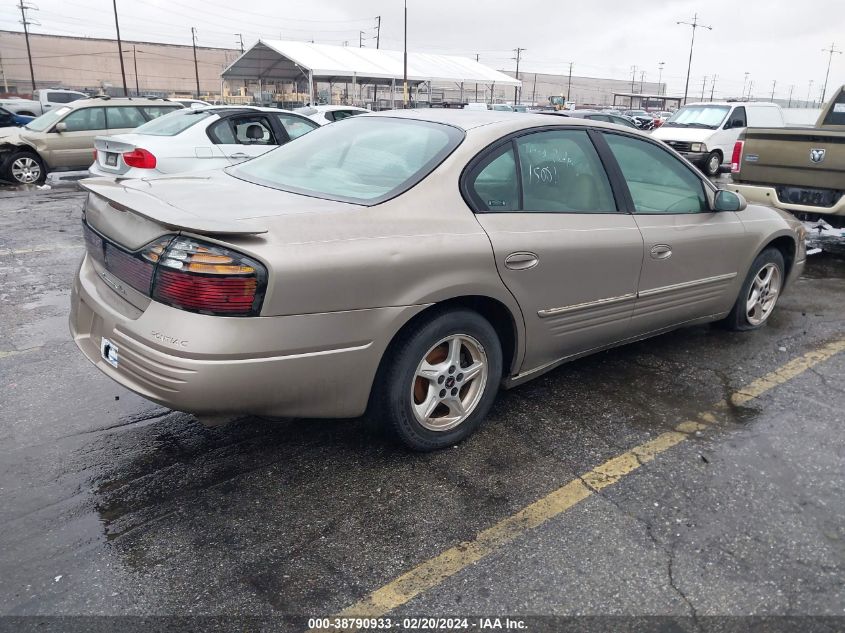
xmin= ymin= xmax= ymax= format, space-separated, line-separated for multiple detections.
xmin=0 ymin=97 xmax=182 ymax=184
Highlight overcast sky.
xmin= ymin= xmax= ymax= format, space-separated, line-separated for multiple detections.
xmin=1 ymin=0 xmax=842 ymax=101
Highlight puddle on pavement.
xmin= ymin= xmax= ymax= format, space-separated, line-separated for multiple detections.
xmin=801 ymin=253 xmax=845 ymax=279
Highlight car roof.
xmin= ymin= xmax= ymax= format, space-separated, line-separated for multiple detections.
xmin=365 ymin=108 xmax=647 ymax=134
xmin=311 ymin=105 xmax=369 ymax=112
xmin=59 ymin=97 xmax=185 ymax=109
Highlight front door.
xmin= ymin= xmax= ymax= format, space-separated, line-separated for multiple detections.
xmin=601 ymin=132 xmax=752 ymax=333
xmin=467 ymin=128 xmax=644 ymax=373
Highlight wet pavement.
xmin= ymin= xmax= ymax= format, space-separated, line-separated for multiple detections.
xmin=1 ymin=186 xmax=844 ymax=628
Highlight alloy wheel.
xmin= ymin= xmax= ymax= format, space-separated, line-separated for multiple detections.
xmin=411 ymin=334 xmax=488 ymax=432
xmin=746 ymin=262 xmax=781 ymax=326
xmin=11 ymin=157 xmax=42 ymax=184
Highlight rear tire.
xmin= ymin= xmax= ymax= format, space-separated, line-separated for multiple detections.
xmin=372 ymin=309 xmax=503 ymax=451
xmin=5 ymin=151 xmax=46 ymax=185
xmin=722 ymin=248 xmax=785 ymax=331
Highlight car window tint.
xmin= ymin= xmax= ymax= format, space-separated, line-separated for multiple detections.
xmin=516 ymin=130 xmax=616 ymax=213
xmin=231 ymin=116 xmax=275 ymax=145
xmin=105 ymin=106 xmax=146 ymax=129
xmin=61 ymin=107 xmax=106 ymax=132
xmin=275 ymin=113 xmax=319 ymax=139
xmin=604 ymin=133 xmax=708 ymax=214
xmin=48 ymin=92 xmax=81 ymax=104
xmin=822 ymin=91 xmax=845 ymax=125
xmin=333 ymin=110 xmax=362 ymax=121
xmin=729 ymin=106 xmax=747 ymax=128
xmin=469 ymin=144 xmax=519 ymax=212
xmin=140 ymin=105 xmax=182 ymax=120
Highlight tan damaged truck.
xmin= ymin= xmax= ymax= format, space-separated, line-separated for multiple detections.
xmin=730 ymin=86 xmax=845 ymax=252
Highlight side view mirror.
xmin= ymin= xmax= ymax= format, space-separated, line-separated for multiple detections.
xmin=714 ymin=189 xmax=747 ymax=212
xmin=54 ymin=122 xmax=67 ymax=133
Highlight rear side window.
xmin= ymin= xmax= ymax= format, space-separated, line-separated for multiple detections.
xmin=469 ymin=145 xmax=519 ymax=211
xmin=105 ymin=106 xmax=146 ymax=129
xmin=61 ymin=107 xmax=105 ymax=132
xmin=822 ymin=91 xmax=845 ymax=126
xmin=134 ymin=109 xmax=212 ymax=136
xmin=274 ymin=113 xmax=319 ymax=139
xmin=140 ymin=105 xmax=182 ymax=119
xmin=232 ymin=117 xmax=464 ymax=205
xmin=603 ymin=133 xmax=707 ymax=214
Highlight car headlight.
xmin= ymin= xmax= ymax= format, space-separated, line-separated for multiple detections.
xmin=690 ymin=143 xmax=707 ymax=153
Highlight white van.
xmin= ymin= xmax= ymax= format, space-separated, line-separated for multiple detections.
xmin=652 ymin=101 xmax=785 ymax=176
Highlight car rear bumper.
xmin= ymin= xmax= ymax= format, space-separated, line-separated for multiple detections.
xmin=70 ymin=253 xmax=425 ymax=419
xmin=731 ymin=183 xmax=845 ymax=216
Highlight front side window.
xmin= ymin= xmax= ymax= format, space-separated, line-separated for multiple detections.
xmin=105 ymin=106 xmax=146 ymax=129
xmin=61 ymin=107 xmax=106 ymax=132
xmin=231 ymin=117 xmax=464 ymax=205
xmin=24 ymin=106 xmax=70 ymax=132
xmin=210 ymin=115 xmax=277 ymax=145
xmin=603 ymin=133 xmax=708 ymax=214
xmin=274 ymin=113 xmax=319 ymax=140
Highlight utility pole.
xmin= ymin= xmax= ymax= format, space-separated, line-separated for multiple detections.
xmin=630 ymin=65 xmax=637 ymax=93
xmin=747 ymin=80 xmax=754 ymax=100
xmin=806 ymin=80 xmax=814 ymax=107
xmin=567 ymin=62 xmax=573 ymax=104
xmin=191 ymin=27 xmax=200 ymax=99
xmin=111 ymin=0 xmax=129 ymax=96
xmin=235 ymin=33 xmax=244 ymax=54
xmin=375 ymin=16 xmax=381 ymax=49
xmin=359 ymin=30 xmax=365 ymax=48
xmin=0 ymin=53 xmax=8 ymax=93
xmin=787 ymin=84 xmax=794 ymax=108
xmin=639 ymin=70 xmax=646 ymax=93
xmin=657 ymin=62 xmax=665 ymax=95
xmin=513 ymin=47 xmax=525 ymax=105
xmin=770 ymin=79 xmax=776 ymax=102
xmin=710 ymin=74 xmax=716 ymax=101
xmin=677 ymin=13 xmax=712 ymax=105
xmin=531 ymin=72 xmax=537 ymax=105
xmin=820 ymin=42 xmax=842 ymax=104
xmin=742 ymin=71 xmax=749 ymax=99
xmin=403 ymin=0 xmax=408 ymax=108
xmin=700 ymin=75 xmax=707 ymax=100
xmin=17 ymin=0 xmax=37 ymax=91
xmin=132 ymin=45 xmax=139 ymax=95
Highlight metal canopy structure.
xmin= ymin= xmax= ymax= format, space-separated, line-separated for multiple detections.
xmin=613 ymin=92 xmax=683 ymax=110
xmin=221 ymin=40 xmax=521 ymax=87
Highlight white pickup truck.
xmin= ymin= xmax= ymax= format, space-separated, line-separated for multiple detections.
xmin=0 ymin=89 xmax=88 ymax=117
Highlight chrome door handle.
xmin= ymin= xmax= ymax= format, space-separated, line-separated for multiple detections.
xmin=650 ymin=244 xmax=672 ymax=260
xmin=228 ymin=152 xmax=249 ymax=159
xmin=504 ymin=251 xmax=539 ymax=270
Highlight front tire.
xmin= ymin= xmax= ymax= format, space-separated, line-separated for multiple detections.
xmin=723 ymin=248 xmax=785 ymax=331
xmin=703 ymin=151 xmax=722 ymax=177
xmin=5 ymin=151 xmax=46 ymax=185
xmin=373 ymin=309 xmax=503 ymax=451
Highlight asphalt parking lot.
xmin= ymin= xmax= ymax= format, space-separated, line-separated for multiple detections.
xmin=1 ymin=185 xmax=844 ymax=631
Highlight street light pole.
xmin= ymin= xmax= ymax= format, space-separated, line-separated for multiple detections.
xmin=657 ymin=62 xmax=665 ymax=95
xmin=403 ymin=0 xmax=408 ymax=108
xmin=112 ymin=0 xmax=129 ymax=96
xmin=677 ymin=13 xmax=712 ymax=105
xmin=820 ymin=42 xmax=842 ymax=104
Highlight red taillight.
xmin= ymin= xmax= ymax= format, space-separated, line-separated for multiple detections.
xmin=122 ymin=148 xmax=157 ymax=169
xmin=151 ymin=237 xmax=265 ymax=316
xmin=731 ymin=141 xmax=744 ymax=173
xmin=84 ymin=223 xmax=265 ymax=316
xmin=93 ymin=149 xmax=98 ymax=162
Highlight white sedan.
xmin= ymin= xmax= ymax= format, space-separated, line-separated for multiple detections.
xmin=89 ymin=106 xmax=319 ymax=179
xmin=295 ymin=105 xmax=370 ymax=125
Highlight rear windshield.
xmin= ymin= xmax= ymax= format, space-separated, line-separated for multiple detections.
xmin=133 ymin=108 xmax=212 ymax=136
xmin=664 ymin=105 xmax=730 ymax=129
xmin=822 ymin=91 xmax=845 ymax=126
xmin=230 ymin=116 xmax=464 ymax=205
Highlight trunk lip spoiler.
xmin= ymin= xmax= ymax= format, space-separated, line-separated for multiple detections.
xmin=78 ymin=177 xmax=269 ymax=235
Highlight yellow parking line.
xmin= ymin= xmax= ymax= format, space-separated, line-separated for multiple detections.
xmin=0 ymin=244 xmax=80 ymax=256
xmin=332 ymin=337 xmax=845 ymax=622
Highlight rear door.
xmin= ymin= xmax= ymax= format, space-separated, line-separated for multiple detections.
xmin=208 ymin=114 xmax=279 ymax=164
xmin=46 ymin=106 xmax=106 ymax=168
xmin=467 ymin=128 xmax=644 ymax=372
xmin=600 ymin=131 xmax=752 ymax=332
